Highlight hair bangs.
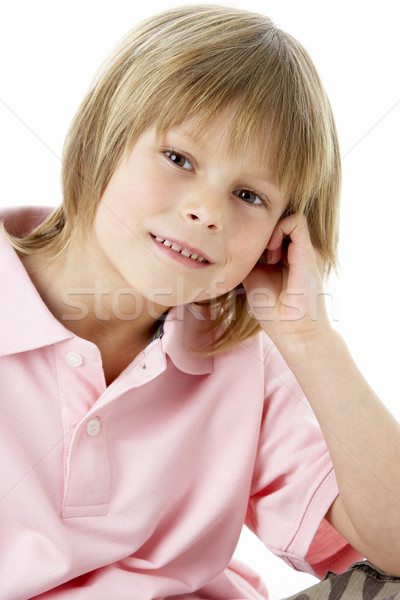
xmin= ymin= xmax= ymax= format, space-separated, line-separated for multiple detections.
xmin=132 ymin=20 xmax=338 ymax=224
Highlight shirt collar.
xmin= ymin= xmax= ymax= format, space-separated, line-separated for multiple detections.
xmin=0 ymin=225 xmax=74 ymax=357
xmin=161 ymin=304 xmax=214 ymax=375
xmin=0 ymin=207 xmax=214 ymax=374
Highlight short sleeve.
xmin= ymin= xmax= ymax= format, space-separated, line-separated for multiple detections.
xmin=245 ymin=340 xmax=362 ymax=577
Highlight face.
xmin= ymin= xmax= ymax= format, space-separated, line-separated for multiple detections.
xmin=92 ymin=112 xmax=287 ymax=311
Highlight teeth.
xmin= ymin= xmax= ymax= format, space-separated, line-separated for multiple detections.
xmin=154 ymin=236 xmax=207 ymax=262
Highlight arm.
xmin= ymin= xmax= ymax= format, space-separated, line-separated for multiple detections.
xmin=243 ymin=215 xmax=400 ymax=576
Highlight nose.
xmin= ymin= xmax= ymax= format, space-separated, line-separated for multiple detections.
xmin=181 ymin=189 xmax=224 ymax=231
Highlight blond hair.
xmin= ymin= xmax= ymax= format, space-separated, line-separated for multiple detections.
xmin=7 ymin=4 xmax=341 ymax=353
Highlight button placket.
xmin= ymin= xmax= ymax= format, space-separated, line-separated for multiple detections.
xmin=62 ymin=407 xmax=112 ymax=518
xmin=61 ymin=339 xmax=167 ymax=518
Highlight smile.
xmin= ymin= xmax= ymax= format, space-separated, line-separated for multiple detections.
xmin=152 ymin=235 xmax=210 ymax=263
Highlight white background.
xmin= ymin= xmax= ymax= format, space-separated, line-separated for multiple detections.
xmin=1 ymin=1 xmax=399 ymax=598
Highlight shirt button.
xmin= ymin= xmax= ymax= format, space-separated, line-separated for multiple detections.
xmin=66 ymin=352 xmax=83 ymax=367
xmin=86 ymin=418 xmax=101 ymax=437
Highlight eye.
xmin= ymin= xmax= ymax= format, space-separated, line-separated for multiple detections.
xmin=164 ymin=150 xmax=193 ymax=171
xmin=234 ymin=189 xmax=265 ymax=206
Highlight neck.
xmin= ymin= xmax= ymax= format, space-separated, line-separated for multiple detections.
xmin=20 ymin=248 xmax=169 ymax=383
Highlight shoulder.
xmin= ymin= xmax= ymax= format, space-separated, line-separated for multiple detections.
xmin=237 ymin=329 xmax=303 ymax=397
xmin=0 ymin=205 xmax=54 ymax=236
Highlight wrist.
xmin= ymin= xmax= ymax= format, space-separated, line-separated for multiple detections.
xmin=273 ymin=324 xmax=342 ymax=370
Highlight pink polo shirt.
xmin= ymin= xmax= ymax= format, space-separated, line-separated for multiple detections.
xmin=0 ymin=207 xmax=361 ymax=600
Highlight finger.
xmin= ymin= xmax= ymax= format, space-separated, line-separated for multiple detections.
xmin=266 ymin=247 xmax=282 ymax=265
xmin=267 ymin=214 xmax=311 ymax=253
xmin=266 ymin=238 xmax=290 ymax=266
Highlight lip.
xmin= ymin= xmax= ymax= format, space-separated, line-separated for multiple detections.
xmin=150 ymin=233 xmax=213 ymax=267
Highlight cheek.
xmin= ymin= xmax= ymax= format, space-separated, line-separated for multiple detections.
xmin=219 ymin=220 xmax=275 ymax=287
xmin=100 ymin=155 xmax=167 ymax=216
xmin=209 ymin=243 xmax=267 ymax=296
xmin=231 ymin=220 xmax=273 ymax=262
xmin=123 ymin=176 xmax=172 ymax=220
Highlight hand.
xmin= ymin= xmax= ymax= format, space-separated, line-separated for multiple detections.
xmin=243 ymin=214 xmax=331 ymax=352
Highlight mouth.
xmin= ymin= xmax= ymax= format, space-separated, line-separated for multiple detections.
xmin=150 ymin=234 xmax=212 ymax=265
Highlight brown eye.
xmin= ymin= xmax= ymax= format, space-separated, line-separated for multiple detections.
xmin=234 ymin=189 xmax=264 ymax=206
xmin=164 ymin=151 xmax=193 ymax=171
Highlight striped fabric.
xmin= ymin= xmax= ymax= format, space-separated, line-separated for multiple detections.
xmin=149 ymin=311 xmax=168 ymax=343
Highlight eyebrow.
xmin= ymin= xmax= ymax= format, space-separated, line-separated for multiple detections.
xmin=163 ymin=127 xmax=201 ymax=148
xmin=163 ymin=127 xmax=280 ymax=194
xmin=235 ymin=160 xmax=278 ymax=190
